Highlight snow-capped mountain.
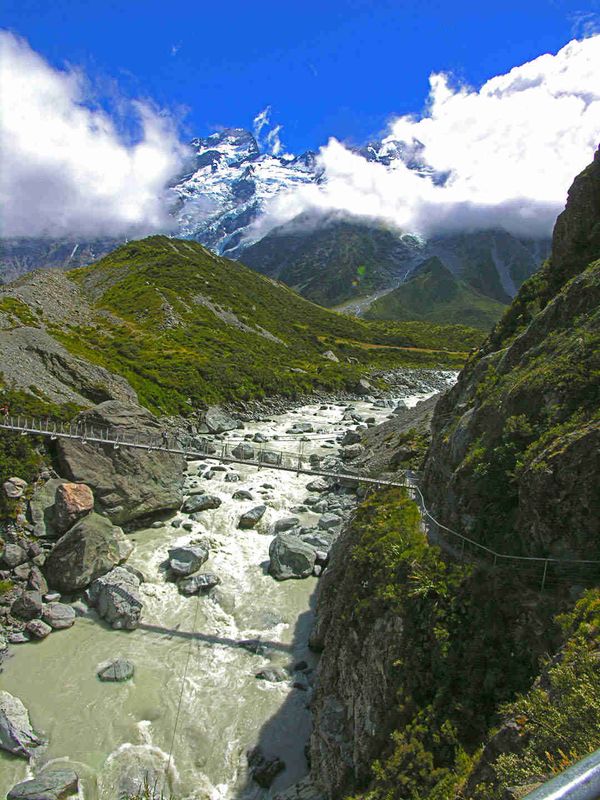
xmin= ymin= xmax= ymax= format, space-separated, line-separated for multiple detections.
xmin=172 ymin=128 xmax=321 ymax=255
xmin=170 ymin=127 xmax=446 ymax=257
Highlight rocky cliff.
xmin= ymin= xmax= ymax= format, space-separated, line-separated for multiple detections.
xmin=423 ymin=146 xmax=600 ymax=559
xmin=301 ymin=150 xmax=600 ymax=800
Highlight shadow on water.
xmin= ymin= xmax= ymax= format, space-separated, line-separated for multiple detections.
xmin=233 ymin=583 xmax=320 ymax=800
xmin=137 ymin=621 xmax=293 ymax=653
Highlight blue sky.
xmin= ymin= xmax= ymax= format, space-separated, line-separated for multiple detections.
xmin=2 ymin=0 xmax=599 ymax=153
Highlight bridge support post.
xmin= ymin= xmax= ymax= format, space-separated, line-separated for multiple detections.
xmin=540 ymin=559 xmax=549 ymax=592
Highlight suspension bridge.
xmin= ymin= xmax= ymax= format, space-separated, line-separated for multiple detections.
xmin=2 ymin=415 xmax=599 ymax=590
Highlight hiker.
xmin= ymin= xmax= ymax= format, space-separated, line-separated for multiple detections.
xmin=162 ymin=430 xmax=169 ymax=447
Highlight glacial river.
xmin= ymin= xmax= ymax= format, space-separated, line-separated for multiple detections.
xmin=0 ymin=386 xmax=446 ymax=799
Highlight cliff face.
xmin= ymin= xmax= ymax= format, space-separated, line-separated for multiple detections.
xmin=423 ymin=148 xmax=600 ymax=558
xmin=304 ymin=151 xmax=600 ymax=800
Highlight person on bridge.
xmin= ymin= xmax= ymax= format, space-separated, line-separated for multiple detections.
xmin=1 ymin=403 xmax=9 ymax=418
xmin=162 ymin=430 xmax=169 ymax=447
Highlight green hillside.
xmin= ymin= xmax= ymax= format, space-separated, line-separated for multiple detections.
xmin=240 ymin=216 xmax=419 ymax=306
xmin=0 ymin=236 xmax=483 ymax=416
xmin=364 ymin=257 xmax=507 ymax=330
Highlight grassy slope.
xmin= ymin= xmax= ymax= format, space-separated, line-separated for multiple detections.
xmin=364 ymin=257 xmax=507 ymax=330
xmin=43 ymin=236 xmax=481 ymax=414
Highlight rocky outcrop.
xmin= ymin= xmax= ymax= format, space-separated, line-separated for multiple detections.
xmin=44 ymin=512 xmax=133 ymax=592
xmin=88 ymin=566 xmax=142 ymax=630
xmin=55 ymin=400 xmax=185 ymax=525
xmin=28 ymin=478 xmax=66 ymax=538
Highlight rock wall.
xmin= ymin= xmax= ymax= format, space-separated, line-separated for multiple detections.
xmin=308 ymin=521 xmax=405 ymax=798
xmin=423 ymin=147 xmax=600 ymax=558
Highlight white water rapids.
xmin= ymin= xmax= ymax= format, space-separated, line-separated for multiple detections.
xmin=0 ymin=383 xmax=451 ymax=799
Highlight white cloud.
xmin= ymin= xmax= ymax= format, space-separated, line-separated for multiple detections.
xmin=252 ymin=36 xmax=600 ymax=241
xmin=252 ymin=105 xmax=287 ymax=156
xmin=0 ymin=31 xmax=186 ymax=238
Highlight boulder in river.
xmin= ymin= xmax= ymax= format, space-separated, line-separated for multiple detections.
xmin=168 ymin=545 xmax=209 ymax=576
xmin=97 ymin=658 xmax=134 ymax=682
xmin=255 ymin=667 xmax=288 ymax=682
xmin=341 ymin=430 xmax=362 ymax=446
xmin=274 ymin=516 xmax=300 ymax=533
xmin=0 ymin=691 xmax=44 ymax=758
xmin=54 ymin=482 xmax=94 ymax=533
xmin=42 ymin=603 xmax=76 ymax=630
xmin=247 ymin=745 xmax=285 ymax=788
xmin=205 ymin=406 xmax=239 ymax=434
xmin=258 ymin=450 xmax=281 ymax=466
xmin=182 ymin=494 xmax=221 ymax=513
xmin=7 ymin=768 xmax=79 ymax=800
xmin=306 ymin=478 xmax=330 ymax=493
xmin=354 ymin=377 xmax=371 ymax=395
xmin=232 ymin=443 xmax=255 ymax=460
xmin=44 ymin=512 xmax=133 ymax=592
xmin=318 ymin=513 xmax=342 ymax=530
xmin=233 ymin=490 xmax=253 ymax=501
xmin=178 ymin=572 xmax=220 ymax=596
xmin=88 ymin=566 xmax=142 ymax=630
xmin=269 ymin=534 xmax=316 ymax=580
xmin=238 ymin=505 xmax=267 ymax=529
xmin=25 ymin=619 xmax=52 ymax=639
xmin=54 ymin=400 xmax=185 ymax=525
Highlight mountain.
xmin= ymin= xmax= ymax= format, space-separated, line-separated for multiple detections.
xmin=1 ymin=127 xmax=549 ymax=311
xmin=241 ymin=213 xmax=549 ymax=311
xmin=0 ymin=236 xmax=481 ymax=416
xmin=363 ymin=256 xmax=507 ymax=329
xmin=239 ymin=214 xmax=426 ymax=306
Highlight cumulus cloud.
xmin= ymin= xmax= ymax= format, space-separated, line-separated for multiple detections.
xmin=252 ymin=36 xmax=600 ymax=241
xmin=0 ymin=31 xmax=186 ymax=238
xmin=252 ymin=105 xmax=286 ymax=156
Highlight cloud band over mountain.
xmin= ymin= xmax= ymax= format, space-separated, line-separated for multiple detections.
xmin=253 ymin=35 xmax=600 ymax=240
xmin=1 ymin=31 xmax=599 ymax=241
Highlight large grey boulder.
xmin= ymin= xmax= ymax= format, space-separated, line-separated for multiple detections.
xmin=0 ymin=691 xmax=44 ymax=758
xmin=88 ymin=567 xmax=142 ymax=630
xmin=178 ymin=573 xmax=220 ymax=596
xmin=238 ymin=505 xmax=267 ymax=529
xmin=168 ymin=545 xmax=209 ymax=576
xmin=231 ymin=443 xmax=255 ymax=460
xmin=42 ymin=603 xmax=76 ymax=630
xmin=44 ymin=513 xmax=133 ymax=592
xmin=1 ymin=543 xmax=28 ymax=568
xmin=54 ymin=401 xmax=185 ymax=525
xmin=205 ymin=406 xmax=238 ymax=434
xmin=269 ymin=534 xmax=316 ymax=580
xmin=11 ymin=591 xmax=43 ymax=621
xmin=7 ymin=769 xmax=79 ymax=800
xmin=97 ymin=658 xmax=134 ymax=682
xmin=182 ymin=494 xmax=221 ymax=513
